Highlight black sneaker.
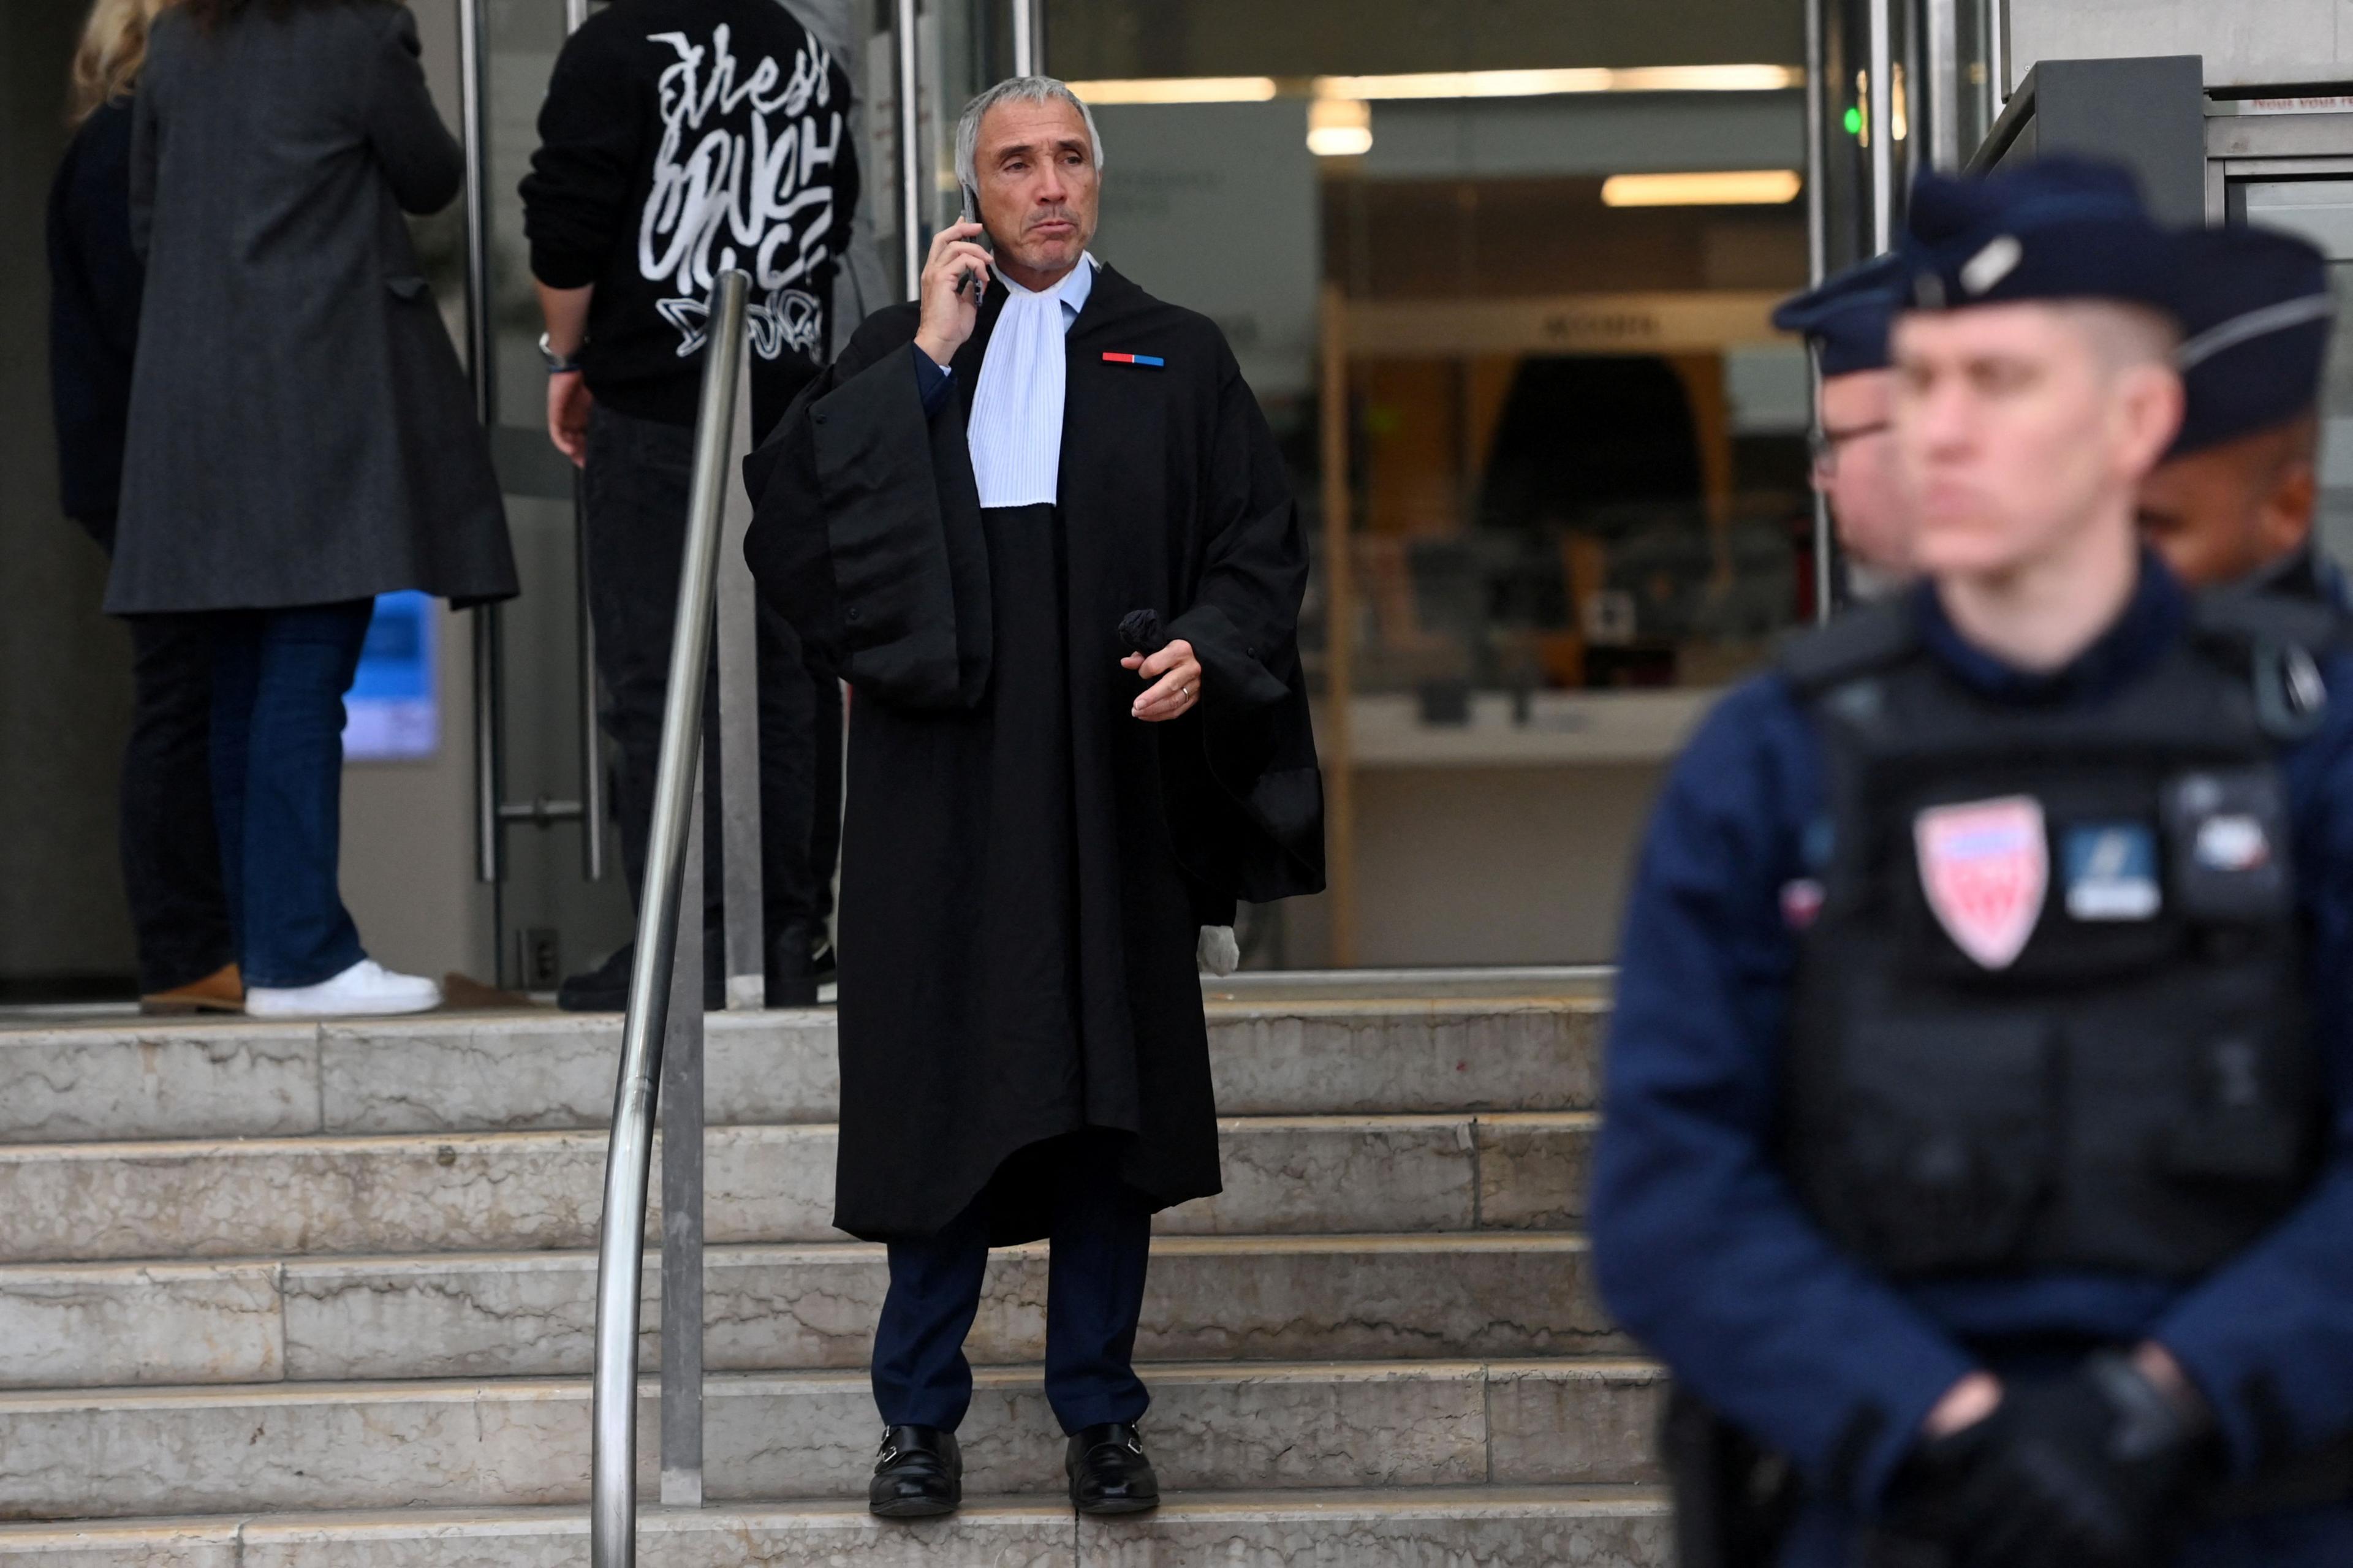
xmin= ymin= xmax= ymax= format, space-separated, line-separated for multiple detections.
xmin=869 ymin=1424 xmax=961 ymax=1518
xmin=555 ymin=939 xmax=723 ymax=1013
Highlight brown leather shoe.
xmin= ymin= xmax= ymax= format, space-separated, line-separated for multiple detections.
xmin=141 ymin=963 xmax=244 ymax=1015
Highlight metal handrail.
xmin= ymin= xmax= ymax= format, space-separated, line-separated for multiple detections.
xmin=589 ymin=268 xmax=750 ymax=1567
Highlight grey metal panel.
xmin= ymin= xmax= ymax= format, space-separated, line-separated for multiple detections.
xmin=1976 ymin=54 xmax=2211 ymax=222
xmin=2210 ymin=114 xmax=2353 ymax=162
xmin=659 ymin=784 xmax=705 ymax=1505
xmin=1972 ymin=56 xmax=2205 ymax=225
xmin=716 ymin=354 xmax=765 ymax=1007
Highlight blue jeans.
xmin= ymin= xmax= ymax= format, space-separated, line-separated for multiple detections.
xmin=208 ymin=601 xmax=374 ymax=988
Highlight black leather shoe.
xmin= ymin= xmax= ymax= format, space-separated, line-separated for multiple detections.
xmin=868 ymin=1424 xmax=961 ymax=1518
xmin=1066 ymin=1422 xmax=1159 ymax=1515
xmin=765 ymin=921 xmax=825 ymax=1007
xmin=555 ymin=939 xmax=724 ymax=1013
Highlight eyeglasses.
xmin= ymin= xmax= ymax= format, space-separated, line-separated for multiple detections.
xmin=1808 ymin=420 xmax=1893 ymax=475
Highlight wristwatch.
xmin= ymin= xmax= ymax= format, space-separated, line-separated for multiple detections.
xmin=539 ymin=331 xmax=585 ymax=375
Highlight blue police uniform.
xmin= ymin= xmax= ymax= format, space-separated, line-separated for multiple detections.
xmin=2170 ymin=225 xmax=2334 ymax=462
xmin=1592 ymin=564 xmax=2353 ymax=1566
xmin=1772 ymin=253 xmax=1904 ymax=378
xmin=2168 ymin=223 xmax=2349 ymax=613
xmin=1592 ymin=159 xmax=2353 ymax=1567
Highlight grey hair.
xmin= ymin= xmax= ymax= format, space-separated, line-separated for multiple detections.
xmin=953 ymin=76 xmax=1105 ymax=195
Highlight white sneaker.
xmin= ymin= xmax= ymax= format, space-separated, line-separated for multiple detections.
xmin=246 ymin=958 xmax=441 ymax=1018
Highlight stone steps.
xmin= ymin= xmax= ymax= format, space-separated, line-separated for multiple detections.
xmin=0 ymin=1486 xmax=1670 ymax=1567
xmin=0 ymin=979 xmax=1659 ymax=1557
xmin=2 ymin=1232 xmax=1624 ymax=1388
xmin=0 ymin=996 xmax=1605 ymax=1142
xmin=0 ymin=1113 xmax=1593 ymax=1264
xmin=0 ymin=1360 xmax=1664 ymax=1521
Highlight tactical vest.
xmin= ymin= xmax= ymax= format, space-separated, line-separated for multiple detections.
xmin=1780 ymin=593 xmax=2336 ymax=1282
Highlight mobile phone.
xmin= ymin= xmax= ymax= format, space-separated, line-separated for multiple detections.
xmin=957 ymin=184 xmax=985 ymax=298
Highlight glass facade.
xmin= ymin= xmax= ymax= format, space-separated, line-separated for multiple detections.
xmin=1030 ymin=8 xmax=1816 ymax=963
xmin=414 ymin=0 xmax=2033 ymax=972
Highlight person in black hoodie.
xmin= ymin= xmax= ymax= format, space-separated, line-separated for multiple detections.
xmin=521 ymin=0 xmax=859 ymax=1010
xmin=47 ymin=0 xmax=240 ymax=1014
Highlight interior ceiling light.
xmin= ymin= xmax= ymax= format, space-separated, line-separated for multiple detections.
xmin=1600 ymin=170 xmax=1804 ymax=206
xmin=1064 ymin=66 xmax=1802 ymax=107
xmin=1306 ymin=97 xmax=1373 ymax=157
xmin=1314 ymin=64 xmax=1803 ymax=99
xmin=1066 ymin=75 xmax=1278 ymax=104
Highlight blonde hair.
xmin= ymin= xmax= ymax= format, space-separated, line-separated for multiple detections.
xmin=67 ymin=0 xmax=178 ymax=126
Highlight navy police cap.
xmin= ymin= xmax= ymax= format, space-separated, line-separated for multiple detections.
xmin=2169 ymin=224 xmax=2335 ymax=456
xmin=1772 ymin=254 xmax=1904 ymax=377
xmin=1900 ymin=156 xmax=2180 ymax=318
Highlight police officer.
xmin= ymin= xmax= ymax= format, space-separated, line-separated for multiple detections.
xmin=1591 ymin=156 xmax=2353 ymax=1568
xmin=2139 ymin=224 xmax=2341 ymax=600
xmin=1775 ymin=255 xmax=1917 ymax=595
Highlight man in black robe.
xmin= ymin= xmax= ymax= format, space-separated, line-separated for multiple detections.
xmin=743 ymin=76 xmax=1324 ymax=1521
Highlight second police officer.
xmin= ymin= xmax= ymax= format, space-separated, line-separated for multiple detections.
xmin=1775 ymin=253 xmax=1919 ymax=597
xmin=1592 ymin=156 xmax=2353 ymax=1568
xmin=2139 ymin=224 xmax=2345 ymax=603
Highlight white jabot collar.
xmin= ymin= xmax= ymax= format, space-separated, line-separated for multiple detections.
xmin=968 ymin=254 xmax=1097 ymax=509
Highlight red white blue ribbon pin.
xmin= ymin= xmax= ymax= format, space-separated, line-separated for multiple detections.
xmin=1102 ymin=352 xmax=1165 ymax=368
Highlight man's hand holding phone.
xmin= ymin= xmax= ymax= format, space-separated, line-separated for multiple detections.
xmin=914 ymin=221 xmax=991 ymax=368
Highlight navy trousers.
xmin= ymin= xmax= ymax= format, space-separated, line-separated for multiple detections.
xmin=207 ymin=600 xmax=374 ymax=988
xmin=871 ymin=1157 xmax=1153 ymax=1436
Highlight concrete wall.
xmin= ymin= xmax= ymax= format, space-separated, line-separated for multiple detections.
xmin=0 ymin=1 xmax=138 ymax=993
xmin=2009 ymin=0 xmax=2353 ymax=94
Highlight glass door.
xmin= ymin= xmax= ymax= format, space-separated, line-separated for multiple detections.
xmin=410 ymin=0 xmax=1014 ymax=988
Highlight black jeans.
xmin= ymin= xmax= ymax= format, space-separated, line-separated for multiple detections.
xmin=582 ymin=403 xmax=842 ymax=944
xmin=118 ymin=612 xmax=236 ymax=993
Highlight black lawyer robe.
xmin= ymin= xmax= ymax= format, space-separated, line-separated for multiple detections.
xmin=743 ymin=263 xmax=1325 ymax=1243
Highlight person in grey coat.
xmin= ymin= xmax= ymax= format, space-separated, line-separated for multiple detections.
xmin=113 ymin=0 xmax=517 ymax=1017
